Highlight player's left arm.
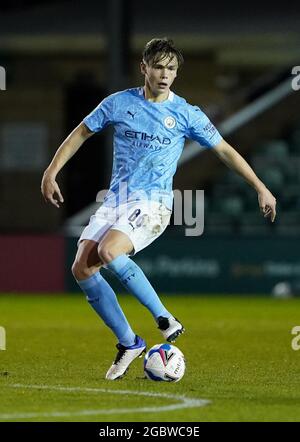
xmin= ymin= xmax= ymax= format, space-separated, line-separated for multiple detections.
xmin=213 ymin=138 xmax=277 ymax=222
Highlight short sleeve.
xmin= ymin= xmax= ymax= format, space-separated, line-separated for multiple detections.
xmin=186 ymin=105 xmax=222 ymax=148
xmin=83 ymin=94 xmax=115 ymax=132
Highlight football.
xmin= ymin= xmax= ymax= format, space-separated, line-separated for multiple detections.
xmin=144 ymin=343 xmax=185 ymax=382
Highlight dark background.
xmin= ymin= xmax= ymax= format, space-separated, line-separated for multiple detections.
xmin=0 ymin=0 xmax=299 ymax=293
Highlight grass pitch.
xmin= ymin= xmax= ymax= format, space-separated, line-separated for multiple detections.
xmin=0 ymin=293 xmax=300 ymax=422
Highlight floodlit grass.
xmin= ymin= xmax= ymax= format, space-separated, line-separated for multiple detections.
xmin=0 ymin=293 xmax=300 ymax=422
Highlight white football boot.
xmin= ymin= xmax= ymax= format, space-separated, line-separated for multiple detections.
xmin=105 ymin=335 xmax=146 ymax=380
xmin=157 ymin=316 xmax=185 ymax=343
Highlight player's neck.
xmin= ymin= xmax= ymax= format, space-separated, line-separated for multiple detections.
xmin=143 ymin=85 xmax=170 ymax=103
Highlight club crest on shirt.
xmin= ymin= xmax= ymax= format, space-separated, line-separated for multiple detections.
xmin=164 ymin=116 xmax=176 ymax=129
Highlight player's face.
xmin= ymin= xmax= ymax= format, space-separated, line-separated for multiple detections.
xmin=141 ymin=54 xmax=178 ymax=99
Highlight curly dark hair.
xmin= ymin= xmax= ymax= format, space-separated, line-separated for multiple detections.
xmin=142 ymin=37 xmax=184 ymax=69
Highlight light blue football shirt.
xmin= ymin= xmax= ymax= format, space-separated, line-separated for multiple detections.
xmin=83 ymin=87 xmax=222 ymax=209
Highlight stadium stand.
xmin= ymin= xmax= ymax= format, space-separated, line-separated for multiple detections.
xmin=205 ymin=125 xmax=300 ymax=235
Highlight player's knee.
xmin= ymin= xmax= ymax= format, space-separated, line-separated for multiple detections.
xmin=71 ymin=260 xmax=92 ymax=281
xmin=98 ymin=244 xmax=117 ymax=264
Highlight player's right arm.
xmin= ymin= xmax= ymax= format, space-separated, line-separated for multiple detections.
xmin=41 ymin=122 xmax=94 ymax=208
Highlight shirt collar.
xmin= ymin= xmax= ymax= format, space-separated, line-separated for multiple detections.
xmin=139 ymin=87 xmax=174 ymax=102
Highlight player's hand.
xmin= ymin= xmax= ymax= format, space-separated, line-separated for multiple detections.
xmin=41 ymin=172 xmax=64 ymax=208
xmin=257 ymin=187 xmax=276 ymax=222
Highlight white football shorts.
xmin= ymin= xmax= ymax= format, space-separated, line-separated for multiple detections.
xmin=78 ymin=200 xmax=172 ymax=255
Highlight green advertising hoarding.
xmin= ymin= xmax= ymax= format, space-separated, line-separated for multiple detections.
xmin=66 ymin=234 xmax=300 ymax=294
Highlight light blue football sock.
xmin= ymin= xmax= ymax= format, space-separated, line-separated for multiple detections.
xmin=106 ymin=255 xmax=171 ymax=320
xmin=76 ymin=272 xmax=136 ymax=347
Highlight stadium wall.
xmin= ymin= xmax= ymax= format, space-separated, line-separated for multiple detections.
xmin=0 ymin=235 xmax=65 ymax=292
xmin=1 ymin=235 xmax=299 ymax=294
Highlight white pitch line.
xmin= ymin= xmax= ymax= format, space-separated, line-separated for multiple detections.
xmin=0 ymin=384 xmax=210 ymax=420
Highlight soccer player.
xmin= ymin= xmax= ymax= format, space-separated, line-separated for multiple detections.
xmin=41 ymin=38 xmax=276 ymax=380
